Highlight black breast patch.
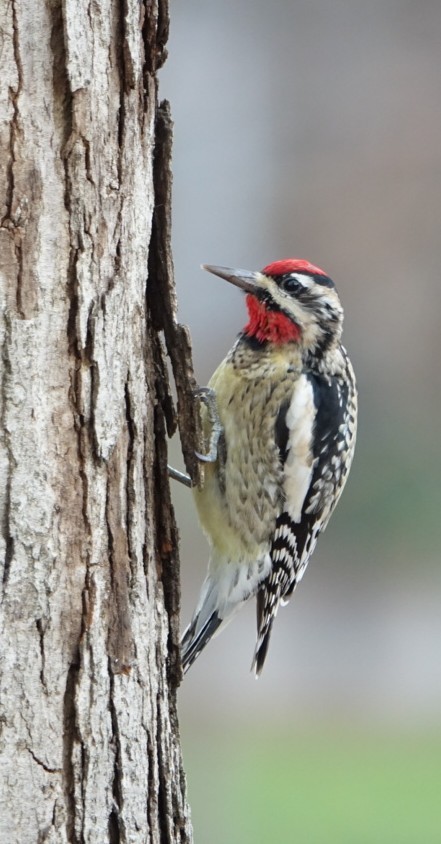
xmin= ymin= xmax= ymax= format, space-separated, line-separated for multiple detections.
xmin=274 ymin=399 xmax=290 ymax=464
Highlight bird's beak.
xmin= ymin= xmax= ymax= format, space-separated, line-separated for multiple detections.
xmin=202 ymin=264 xmax=262 ymax=295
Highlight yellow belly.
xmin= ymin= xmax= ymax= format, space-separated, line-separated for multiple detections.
xmin=193 ymin=350 xmax=300 ymax=562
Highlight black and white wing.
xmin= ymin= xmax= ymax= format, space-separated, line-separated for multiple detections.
xmin=252 ymin=367 xmax=356 ymax=675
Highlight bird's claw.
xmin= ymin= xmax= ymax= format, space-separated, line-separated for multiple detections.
xmin=194 ymin=449 xmax=217 ymax=463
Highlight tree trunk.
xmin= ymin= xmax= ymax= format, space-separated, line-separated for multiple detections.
xmin=0 ymin=2 xmax=196 ymax=841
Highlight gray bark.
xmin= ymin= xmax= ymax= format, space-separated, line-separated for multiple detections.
xmin=0 ymin=1 xmax=195 ymax=841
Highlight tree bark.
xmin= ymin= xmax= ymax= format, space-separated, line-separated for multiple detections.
xmin=0 ymin=1 xmax=195 ymax=841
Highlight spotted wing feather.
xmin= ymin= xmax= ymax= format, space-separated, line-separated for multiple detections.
xmin=252 ymin=368 xmax=356 ymax=675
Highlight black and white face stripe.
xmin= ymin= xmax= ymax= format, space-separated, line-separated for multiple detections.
xmin=257 ymin=271 xmax=336 ymax=311
xmin=251 ymin=269 xmax=345 ymax=357
xmin=268 ymin=270 xmax=336 ymax=292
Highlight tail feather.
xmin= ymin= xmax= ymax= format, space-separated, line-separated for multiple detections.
xmin=181 ymin=554 xmax=272 ymax=674
xmin=251 ymin=584 xmax=279 ymax=677
xmin=251 ymin=623 xmax=274 ymax=677
xmin=181 ymin=612 xmax=222 ymax=673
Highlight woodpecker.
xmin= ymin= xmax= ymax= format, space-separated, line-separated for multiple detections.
xmin=181 ymin=259 xmax=357 ymax=676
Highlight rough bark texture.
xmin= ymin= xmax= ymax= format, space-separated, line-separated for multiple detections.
xmin=0 ymin=1 xmax=195 ymax=841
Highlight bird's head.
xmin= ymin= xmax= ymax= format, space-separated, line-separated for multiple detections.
xmin=203 ymin=259 xmax=344 ymax=356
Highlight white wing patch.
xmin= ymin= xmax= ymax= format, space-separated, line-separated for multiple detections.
xmin=283 ymin=374 xmax=316 ymax=523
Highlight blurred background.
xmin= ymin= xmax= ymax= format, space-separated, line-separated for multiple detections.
xmin=161 ymin=1 xmax=441 ymax=841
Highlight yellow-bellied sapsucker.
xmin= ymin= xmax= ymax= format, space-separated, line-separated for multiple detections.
xmin=181 ymin=259 xmax=357 ymax=676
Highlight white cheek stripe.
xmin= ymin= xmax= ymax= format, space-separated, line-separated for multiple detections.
xmin=284 ymin=375 xmax=316 ymax=523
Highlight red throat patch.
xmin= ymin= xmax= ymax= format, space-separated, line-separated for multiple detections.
xmin=244 ymin=295 xmax=301 ymax=345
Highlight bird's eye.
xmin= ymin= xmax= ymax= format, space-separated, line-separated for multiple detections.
xmin=281 ymin=275 xmax=304 ymax=294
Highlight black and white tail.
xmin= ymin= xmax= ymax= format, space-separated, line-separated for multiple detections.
xmin=181 ymin=612 xmax=222 ymax=673
xmin=181 ymin=555 xmax=272 ymax=674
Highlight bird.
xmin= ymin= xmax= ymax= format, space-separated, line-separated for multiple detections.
xmin=180 ymin=259 xmax=357 ymax=676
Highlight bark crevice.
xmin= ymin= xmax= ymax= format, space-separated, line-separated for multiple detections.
xmin=63 ymin=661 xmax=79 ymax=844
xmin=27 ymin=747 xmax=62 ymax=776
xmin=108 ymin=667 xmax=124 ymax=843
xmin=0 ymin=1 xmax=193 ymax=840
